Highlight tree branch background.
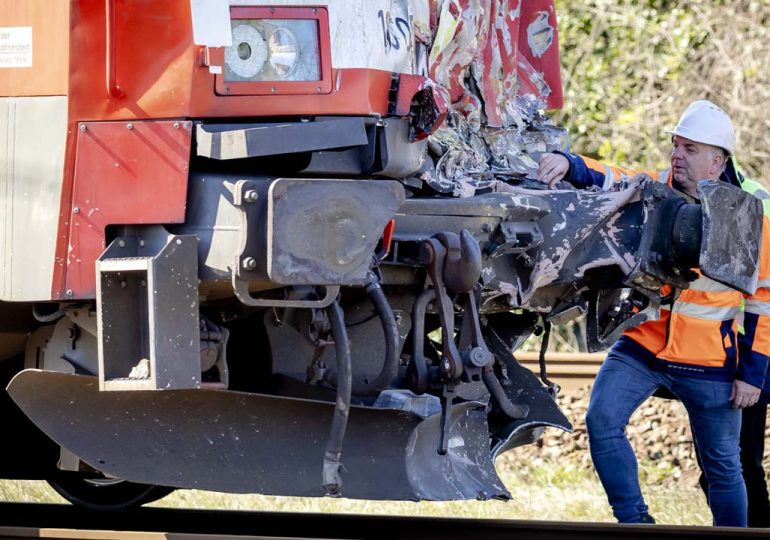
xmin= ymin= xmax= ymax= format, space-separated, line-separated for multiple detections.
xmin=553 ymin=0 xmax=769 ymax=183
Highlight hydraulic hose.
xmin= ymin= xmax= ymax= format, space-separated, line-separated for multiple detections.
xmin=482 ymin=367 xmax=529 ymax=419
xmin=322 ymin=278 xmax=400 ymax=396
xmin=322 ymin=300 xmax=351 ymax=496
xmin=539 ymin=319 xmax=557 ymax=389
xmin=406 ymin=288 xmax=436 ymax=395
xmin=32 ymin=304 xmax=65 ymax=323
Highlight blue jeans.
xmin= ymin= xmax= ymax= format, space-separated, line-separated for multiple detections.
xmin=586 ymin=345 xmax=746 ymax=526
xmin=698 ymin=391 xmax=770 ymax=527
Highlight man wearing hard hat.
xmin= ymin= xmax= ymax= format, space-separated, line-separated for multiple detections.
xmin=537 ymin=100 xmax=770 ymax=527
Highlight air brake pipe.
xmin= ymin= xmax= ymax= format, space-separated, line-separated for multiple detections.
xmin=322 ymin=300 xmax=351 ymax=496
xmin=32 ymin=305 xmax=65 ymax=323
xmin=407 ymin=288 xmax=436 ymax=395
xmin=539 ymin=319 xmax=557 ymax=389
xmin=322 ymin=276 xmax=400 ymax=396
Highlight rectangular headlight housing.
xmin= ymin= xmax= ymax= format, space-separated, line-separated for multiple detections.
xmin=214 ymin=6 xmax=332 ymax=95
xmin=225 ymin=19 xmax=320 ymax=82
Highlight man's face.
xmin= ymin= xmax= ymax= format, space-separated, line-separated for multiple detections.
xmin=670 ymin=135 xmax=725 ymax=197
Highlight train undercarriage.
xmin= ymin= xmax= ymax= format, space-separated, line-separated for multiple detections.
xmin=2 ymin=141 xmax=761 ymax=507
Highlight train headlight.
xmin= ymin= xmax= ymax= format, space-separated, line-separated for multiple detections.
xmin=268 ymin=27 xmax=299 ymax=77
xmin=216 ymin=7 xmax=331 ymax=95
xmin=225 ymin=24 xmax=268 ymax=79
xmin=224 ymin=19 xmax=320 ymax=82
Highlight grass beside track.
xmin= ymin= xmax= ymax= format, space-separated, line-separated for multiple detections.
xmin=0 ymin=454 xmax=713 ymax=526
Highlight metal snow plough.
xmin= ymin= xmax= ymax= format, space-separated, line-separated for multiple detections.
xmin=0 ymin=0 xmax=762 ymax=508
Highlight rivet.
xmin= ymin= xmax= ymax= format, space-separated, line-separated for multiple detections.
xmin=65 ymin=289 xmax=73 ymax=298
xmin=79 ymin=124 xmax=87 ymax=132
xmin=118 ymin=239 xmax=126 ymax=247
xmin=72 ymin=206 xmax=80 ymax=214
xmin=126 ymin=123 xmax=133 ymax=130
xmin=173 ymin=122 xmax=180 ymax=129
xmin=139 ymin=239 xmax=145 ymax=247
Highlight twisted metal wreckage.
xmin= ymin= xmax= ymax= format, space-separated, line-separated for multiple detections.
xmin=0 ymin=0 xmax=762 ymax=508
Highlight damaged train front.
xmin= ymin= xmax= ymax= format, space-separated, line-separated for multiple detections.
xmin=0 ymin=0 xmax=572 ymax=506
xmin=2 ymin=0 xmax=763 ymax=510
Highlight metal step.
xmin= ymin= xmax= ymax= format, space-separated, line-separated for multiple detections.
xmin=96 ymin=234 xmax=200 ymax=391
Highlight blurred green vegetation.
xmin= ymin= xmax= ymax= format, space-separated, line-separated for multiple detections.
xmin=553 ymin=0 xmax=770 ymax=182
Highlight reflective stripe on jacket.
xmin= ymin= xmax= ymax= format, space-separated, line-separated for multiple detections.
xmin=624 ymin=271 xmax=743 ymax=370
xmin=560 ymin=152 xmax=770 ymax=388
xmin=558 ymin=152 xmax=672 ymax=189
xmin=736 ymin=175 xmax=770 ymax=391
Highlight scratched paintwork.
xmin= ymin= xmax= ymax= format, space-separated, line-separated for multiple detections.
xmin=425 ymin=1 xmax=567 ymax=197
xmin=485 ymin=180 xmax=648 ymax=311
xmin=427 ymin=0 xmax=561 ymax=123
xmin=223 ymin=0 xmax=564 ymax=201
xmin=219 ymin=1 xmax=564 ymax=199
xmin=228 ymin=0 xmax=425 ymax=74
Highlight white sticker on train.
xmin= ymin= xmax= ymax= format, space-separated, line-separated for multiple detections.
xmin=0 ymin=27 xmax=32 ymax=68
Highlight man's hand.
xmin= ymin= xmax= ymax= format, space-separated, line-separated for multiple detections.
xmin=537 ymin=153 xmax=570 ymax=188
xmin=730 ymin=379 xmax=761 ymax=409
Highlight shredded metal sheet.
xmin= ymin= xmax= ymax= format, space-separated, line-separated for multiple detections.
xmin=421 ymin=0 xmax=568 ymax=197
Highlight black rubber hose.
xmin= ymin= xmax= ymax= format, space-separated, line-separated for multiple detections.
xmin=322 ymin=301 xmax=351 ymax=496
xmin=407 ymin=289 xmax=436 ymax=395
xmin=482 ymin=367 xmax=529 ymax=419
xmin=323 ymin=279 xmax=399 ymax=396
xmin=539 ymin=319 xmax=556 ymax=388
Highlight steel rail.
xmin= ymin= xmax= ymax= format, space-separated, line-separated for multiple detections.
xmin=0 ymin=503 xmax=768 ymax=540
xmin=516 ymin=351 xmax=605 ymax=392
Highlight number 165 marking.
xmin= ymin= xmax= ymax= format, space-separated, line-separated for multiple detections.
xmin=378 ymin=10 xmax=410 ymax=52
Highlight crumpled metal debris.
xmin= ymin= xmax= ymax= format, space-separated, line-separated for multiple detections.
xmin=491 ymin=178 xmax=645 ymax=308
xmin=424 ymin=95 xmax=569 ymax=196
xmin=421 ymin=0 xmax=569 ymax=197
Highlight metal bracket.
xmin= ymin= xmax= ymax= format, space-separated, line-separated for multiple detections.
xmin=585 ymin=288 xmax=661 ymax=352
xmin=231 ymin=278 xmax=339 ymax=309
xmin=698 ymin=181 xmax=762 ymax=295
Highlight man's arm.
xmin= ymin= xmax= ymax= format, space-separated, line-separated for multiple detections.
xmin=537 ymin=152 xmax=655 ymax=189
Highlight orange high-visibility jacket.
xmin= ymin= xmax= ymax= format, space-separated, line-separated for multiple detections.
xmin=558 ymin=152 xmax=770 ymax=388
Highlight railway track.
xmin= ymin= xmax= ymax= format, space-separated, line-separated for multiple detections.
xmin=0 ymin=503 xmax=767 ymax=540
xmin=516 ymin=351 xmax=605 ymax=393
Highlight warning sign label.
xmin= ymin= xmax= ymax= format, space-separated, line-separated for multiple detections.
xmin=0 ymin=27 xmax=32 ymax=68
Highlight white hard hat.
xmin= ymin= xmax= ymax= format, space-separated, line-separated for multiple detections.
xmin=667 ymin=100 xmax=735 ymax=155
